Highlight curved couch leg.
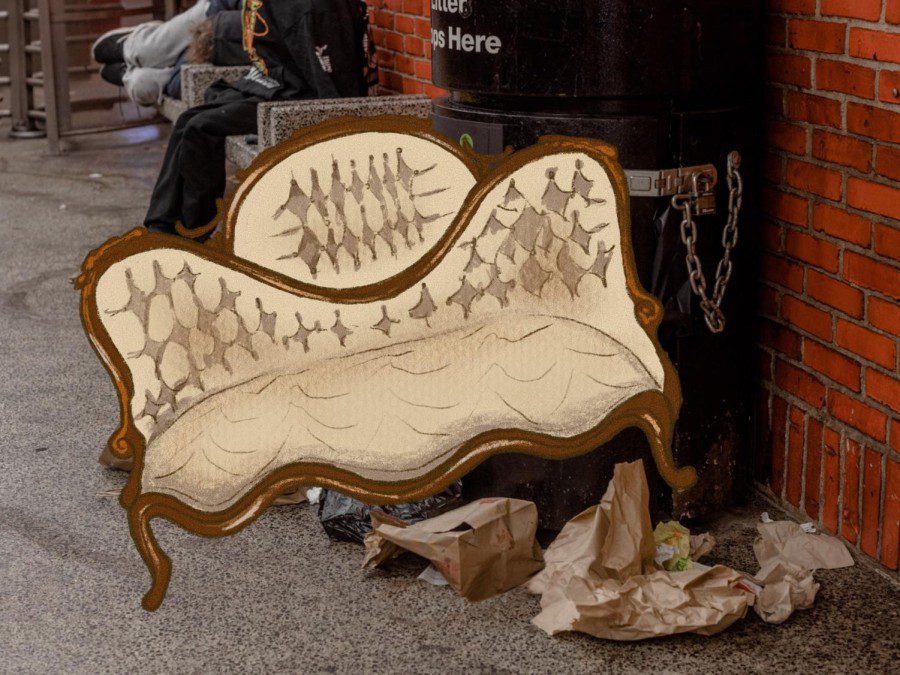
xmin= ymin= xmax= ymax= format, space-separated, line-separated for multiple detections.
xmin=128 ymin=497 xmax=172 ymax=611
xmin=640 ymin=412 xmax=697 ymax=491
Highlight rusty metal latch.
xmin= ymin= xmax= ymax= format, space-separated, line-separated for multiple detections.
xmin=626 ymin=164 xmax=719 ymax=215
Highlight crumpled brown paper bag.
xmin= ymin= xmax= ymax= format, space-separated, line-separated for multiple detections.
xmin=363 ymin=497 xmax=544 ymax=601
xmin=529 ymin=460 xmax=754 ymax=640
xmin=753 ymin=521 xmax=854 ymax=571
xmin=752 ymin=560 xmax=819 ymax=624
xmin=745 ymin=520 xmax=850 ymax=625
xmin=533 ymin=563 xmax=753 ymax=640
xmin=527 ymin=459 xmax=656 ymax=595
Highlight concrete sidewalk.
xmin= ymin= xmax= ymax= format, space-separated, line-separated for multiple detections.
xmin=0 ymin=125 xmax=897 ymax=674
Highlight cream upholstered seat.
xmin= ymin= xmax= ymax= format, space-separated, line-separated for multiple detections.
xmin=77 ymin=117 xmax=693 ymax=609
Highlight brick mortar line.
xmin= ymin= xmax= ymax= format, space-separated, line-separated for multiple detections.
xmin=779 ymin=386 xmax=790 ymax=498
xmin=764 ymin=214 xmax=899 ymax=265
xmin=764 ymin=356 xmax=899 ymax=437
xmin=767 ymin=80 xmax=900 ymax=118
xmin=818 ymin=411 xmax=827 ymax=530
xmin=758 ymin=287 xmax=900 ymax=375
xmin=771 ymin=44 xmax=900 ymax=70
xmin=838 ymin=423 xmax=847 ymax=542
xmin=760 ymin=313 xmax=899 ymax=400
xmin=877 ymin=450 xmax=887 ymax=564
xmin=856 ymin=431 xmax=865 ymax=550
xmin=800 ymin=408 xmax=810 ymax=514
xmin=758 ymin=277 xmax=900 ymax=353
xmin=757 ymin=289 xmax=900 ymax=356
xmin=765 ymin=179 xmax=900 ymax=226
xmin=770 ymin=11 xmax=894 ymax=30
xmin=374 ymin=41 xmax=430 ymax=58
xmin=771 ymin=217 xmax=899 ymax=274
xmin=799 ymin=330 xmax=900 ymax=385
xmin=370 ymin=9 xmax=428 ymax=20
xmin=761 ymin=349 xmax=900 ymax=447
xmin=766 ymin=136 xmax=900 ymax=178
xmin=767 ymin=121 xmax=900 ymax=155
xmin=782 ymin=15 xmax=893 ymax=28
xmin=766 ymin=120 xmax=900 ymax=157
xmin=759 ymin=208 xmax=882 ymax=262
xmin=764 ymin=180 xmax=899 ymax=220
xmin=768 ymin=44 xmax=900 ymax=70
xmin=759 ymin=242 xmax=900 ymax=304
xmin=761 ymin=381 xmax=899 ymax=463
xmin=769 ymin=283 xmax=900 ymax=366
xmin=771 ymin=188 xmax=900 ymax=235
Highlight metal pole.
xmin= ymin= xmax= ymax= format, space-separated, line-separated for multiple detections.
xmin=36 ymin=0 xmax=66 ymax=153
xmin=8 ymin=0 xmax=44 ymax=137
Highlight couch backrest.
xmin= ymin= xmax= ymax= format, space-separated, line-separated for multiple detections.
xmin=226 ymin=119 xmax=480 ymax=291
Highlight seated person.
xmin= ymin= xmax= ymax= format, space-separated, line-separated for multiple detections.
xmin=91 ymin=0 xmax=247 ymax=105
xmin=142 ymin=0 xmax=371 ymax=237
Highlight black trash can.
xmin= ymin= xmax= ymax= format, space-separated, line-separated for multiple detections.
xmin=429 ymin=0 xmax=763 ymax=528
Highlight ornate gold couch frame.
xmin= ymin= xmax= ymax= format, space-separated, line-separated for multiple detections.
xmin=77 ymin=117 xmax=696 ymax=610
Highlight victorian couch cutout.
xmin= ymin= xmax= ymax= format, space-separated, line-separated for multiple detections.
xmin=77 ymin=116 xmax=696 ymax=610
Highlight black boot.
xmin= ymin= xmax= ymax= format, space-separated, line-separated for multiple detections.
xmin=99 ymin=62 xmax=127 ymax=86
xmin=91 ymin=26 xmax=134 ymax=64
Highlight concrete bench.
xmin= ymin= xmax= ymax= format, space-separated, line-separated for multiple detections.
xmin=159 ymin=64 xmax=251 ymax=122
xmin=160 ymin=64 xmax=432 ymax=169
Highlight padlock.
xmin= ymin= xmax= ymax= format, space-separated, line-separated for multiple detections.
xmin=691 ymin=172 xmax=717 ymax=216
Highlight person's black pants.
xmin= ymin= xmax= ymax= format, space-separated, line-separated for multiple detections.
xmin=144 ymin=83 xmax=260 ymax=234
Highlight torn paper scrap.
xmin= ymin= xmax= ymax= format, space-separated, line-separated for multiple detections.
xmin=533 ymin=564 xmax=753 ymax=641
xmin=527 ymin=459 xmax=655 ymax=595
xmin=655 ymin=544 xmax=677 ymax=567
xmin=273 ymin=488 xmax=308 ymax=505
xmin=754 ymin=521 xmax=854 ymax=570
xmin=752 ymin=560 xmax=819 ymax=625
xmin=418 ymin=565 xmax=450 ymax=586
xmin=364 ymin=498 xmax=544 ymax=601
xmin=362 ymin=510 xmax=408 ymax=568
xmin=690 ymin=533 xmax=716 ymax=561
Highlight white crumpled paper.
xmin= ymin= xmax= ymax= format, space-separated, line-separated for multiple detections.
xmin=752 ymin=560 xmax=819 ymax=624
xmin=753 ymin=521 xmax=854 ymax=571
xmin=746 ymin=518 xmax=852 ymax=624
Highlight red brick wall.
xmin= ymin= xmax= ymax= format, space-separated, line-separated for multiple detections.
xmin=762 ymin=0 xmax=899 ymax=570
xmin=376 ymin=0 xmax=900 ymax=570
xmin=368 ymin=0 xmax=445 ymax=97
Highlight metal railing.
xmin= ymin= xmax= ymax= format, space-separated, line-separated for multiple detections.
xmin=8 ymin=0 xmax=172 ymax=151
xmin=0 ymin=5 xmax=10 ymax=119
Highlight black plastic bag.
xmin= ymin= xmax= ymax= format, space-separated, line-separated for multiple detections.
xmin=317 ymin=482 xmax=463 ymax=543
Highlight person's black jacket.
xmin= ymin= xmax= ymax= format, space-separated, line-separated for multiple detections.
xmin=210 ymin=10 xmax=247 ymax=65
xmin=232 ymin=0 xmax=368 ymax=100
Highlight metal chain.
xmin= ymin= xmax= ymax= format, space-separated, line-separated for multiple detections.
xmin=671 ymin=151 xmax=743 ymax=334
